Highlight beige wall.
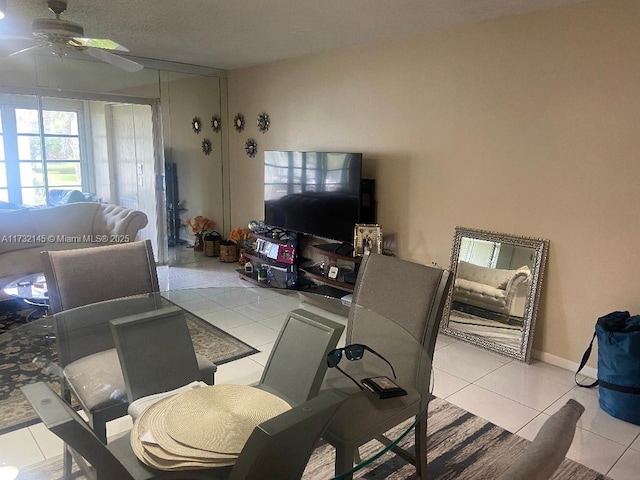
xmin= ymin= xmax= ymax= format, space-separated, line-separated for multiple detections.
xmin=227 ymin=0 xmax=640 ymax=366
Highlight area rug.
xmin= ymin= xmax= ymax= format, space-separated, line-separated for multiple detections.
xmin=0 ymin=298 xmax=258 ymax=435
xmin=15 ymin=396 xmax=608 ymax=480
xmin=0 ymin=299 xmax=45 ymax=335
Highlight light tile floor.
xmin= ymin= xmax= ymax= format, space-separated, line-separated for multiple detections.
xmin=1 ymin=255 xmax=639 ymax=479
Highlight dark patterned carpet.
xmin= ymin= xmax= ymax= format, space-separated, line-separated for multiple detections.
xmin=16 ymin=396 xmax=609 ymax=480
xmin=0 ymin=299 xmax=45 ymax=334
xmin=0 ymin=298 xmax=258 ymax=435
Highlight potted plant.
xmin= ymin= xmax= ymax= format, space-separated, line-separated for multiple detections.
xmin=185 ymin=216 xmax=215 ymax=252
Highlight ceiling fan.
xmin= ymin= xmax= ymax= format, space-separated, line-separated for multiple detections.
xmin=2 ymin=0 xmax=143 ymax=72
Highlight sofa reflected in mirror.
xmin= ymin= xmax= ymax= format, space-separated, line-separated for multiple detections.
xmin=441 ymin=227 xmax=549 ymax=362
xmin=0 ymin=202 xmax=148 ymax=294
xmin=452 ymin=261 xmax=531 ymax=318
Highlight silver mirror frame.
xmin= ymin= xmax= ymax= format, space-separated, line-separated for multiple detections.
xmin=440 ymin=227 xmax=549 ymax=362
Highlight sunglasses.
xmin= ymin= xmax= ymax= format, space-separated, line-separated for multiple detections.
xmin=326 ymin=344 xmax=397 ymax=390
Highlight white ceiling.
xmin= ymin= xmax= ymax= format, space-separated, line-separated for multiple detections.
xmin=0 ymin=0 xmax=587 ymax=71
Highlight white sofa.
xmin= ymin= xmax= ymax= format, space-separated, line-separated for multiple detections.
xmin=0 ymin=202 xmax=148 ymax=292
xmin=452 ymin=260 xmax=530 ymax=316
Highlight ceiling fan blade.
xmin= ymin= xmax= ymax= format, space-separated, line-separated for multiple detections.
xmin=2 ymin=43 xmax=49 ymax=59
xmin=71 ymin=37 xmax=129 ymax=52
xmin=0 ymin=35 xmax=36 ymax=42
xmin=85 ymin=47 xmax=143 ymax=73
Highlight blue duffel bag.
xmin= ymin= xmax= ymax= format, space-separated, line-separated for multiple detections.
xmin=576 ymin=311 xmax=640 ymax=425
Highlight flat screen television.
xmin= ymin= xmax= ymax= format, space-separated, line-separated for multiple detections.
xmin=264 ymin=150 xmax=363 ymax=243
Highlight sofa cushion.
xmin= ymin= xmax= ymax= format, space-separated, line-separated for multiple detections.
xmin=0 ymin=209 xmax=44 ymax=254
xmin=64 ymin=349 xmax=127 ymax=410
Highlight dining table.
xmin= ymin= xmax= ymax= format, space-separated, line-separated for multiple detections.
xmin=0 ymin=286 xmax=434 ymax=479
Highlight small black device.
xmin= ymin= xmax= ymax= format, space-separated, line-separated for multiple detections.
xmin=343 ymin=272 xmax=358 ymax=284
xmin=361 ymin=376 xmax=407 ymax=399
xmin=335 ymin=243 xmax=353 ymax=256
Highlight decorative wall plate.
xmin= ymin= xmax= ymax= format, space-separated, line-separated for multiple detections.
xmin=211 ymin=115 xmax=221 ymax=132
xmin=257 ymin=112 xmax=270 ymax=133
xmin=202 ymin=139 xmax=212 ymax=155
xmin=192 ymin=117 xmax=202 ymax=134
xmin=245 ymin=138 xmax=258 ymax=157
xmin=234 ymin=113 xmax=245 ymax=132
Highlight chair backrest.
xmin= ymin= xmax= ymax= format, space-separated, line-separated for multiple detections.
xmin=22 ymin=381 xmax=345 ymax=480
xmin=42 ymin=239 xmax=159 ymax=313
xmin=21 ymin=382 xmax=134 ymax=479
xmin=258 ymin=308 xmax=345 ymax=405
xmin=348 ymin=253 xmax=451 ymax=391
xmin=110 ymin=306 xmax=201 ymax=402
xmin=54 ymin=293 xmax=161 ymax=368
xmin=496 ymin=399 xmax=585 ymax=480
xmin=229 ymin=389 xmax=345 ymax=480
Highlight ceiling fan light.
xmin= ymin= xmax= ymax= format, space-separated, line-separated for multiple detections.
xmin=51 ymin=41 xmax=68 ymax=57
xmin=0 ymin=0 xmax=7 ymax=21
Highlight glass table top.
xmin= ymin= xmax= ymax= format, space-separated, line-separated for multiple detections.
xmin=0 ymin=287 xmax=433 ymax=479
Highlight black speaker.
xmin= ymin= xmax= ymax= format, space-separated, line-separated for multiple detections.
xmin=360 ymin=179 xmax=376 ymax=224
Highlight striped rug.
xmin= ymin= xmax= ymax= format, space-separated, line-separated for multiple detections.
xmin=17 ymin=396 xmax=608 ymax=480
xmin=302 ymin=396 xmax=608 ymax=479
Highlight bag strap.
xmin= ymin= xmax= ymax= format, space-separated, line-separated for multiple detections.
xmin=575 ymin=331 xmax=598 ymax=388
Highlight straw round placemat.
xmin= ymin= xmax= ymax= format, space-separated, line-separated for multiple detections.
xmin=162 ymin=384 xmax=291 ymax=455
xmin=131 ymin=394 xmax=237 ymax=467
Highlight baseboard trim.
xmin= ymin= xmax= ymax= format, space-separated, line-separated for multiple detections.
xmin=531 ymin=349 xmax=597 ymax=381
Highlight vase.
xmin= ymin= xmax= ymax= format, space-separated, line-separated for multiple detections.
xmin=194 ymin=233 xmax=204 ymax=252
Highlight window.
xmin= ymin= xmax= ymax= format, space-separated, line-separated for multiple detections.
xmin=0 ymin=95 xmax=85 ymax=206
xmin=459 ymin=238 xmax=501 ymax=268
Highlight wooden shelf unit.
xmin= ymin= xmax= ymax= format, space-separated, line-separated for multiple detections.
xmin=237 ymin=231 xmax=300 ymax=290
xmin=299 ymin=244 xmax=362 ymax=293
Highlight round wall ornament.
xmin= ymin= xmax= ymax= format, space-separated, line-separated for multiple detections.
xmin=234 ymin=113 xmax=245 ymax=132
xmin=202 ymin=139 xmax=212 ymax=155
xmin=192 ymin=117 xmax=202 ymax=134
xmin=245 ymin=138 xmax=258 ymax=158
xmin=211 ymin=115 xmax=221 ymax=132
xmin=257 ymin=112 xmax=270 ymax=133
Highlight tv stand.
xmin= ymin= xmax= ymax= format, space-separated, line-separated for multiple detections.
xmin=313 ymin=242 xmax=353 ymax=256
xmin=238 ymin=230 xmax=301 ymax=290
xmin=299 ymin=244 xmax=362 ymax=294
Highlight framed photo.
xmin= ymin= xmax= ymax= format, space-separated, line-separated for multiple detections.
xmin=277 ymin=245 xmax=295 ymax=264
xmin=354 ymin=224 xmax=382 ymax=256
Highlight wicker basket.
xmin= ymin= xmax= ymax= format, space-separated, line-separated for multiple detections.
xmin=219 ymin=242 xmax=238 ymax=263
xmin=204 ymin=232 xmax=222 ymax=257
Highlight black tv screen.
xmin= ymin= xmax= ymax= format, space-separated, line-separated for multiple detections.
xmin=264 ymin=151 xmax=362 ymax=243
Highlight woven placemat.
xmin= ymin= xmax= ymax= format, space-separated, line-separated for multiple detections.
xmin=163 ymin=384 xmax=291 ymax=455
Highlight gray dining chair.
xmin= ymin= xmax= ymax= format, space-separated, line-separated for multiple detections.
xmin=41 ymin=241 xmax=216 ymax=478
xmin=322 ymin=253 xmax=452 ymax=479
xmin=110 ymin=306 xmax=205 ymax=403
xmin=42 ymin=240 xmax=160 ymax=314
xmin=122 ymin=307 xmax=345 ymax=421
xmin=52 ymin=296 xmax=217 ymax=478
xmin=22 ymin=381 xmax=345 ymax=480
xmin=256 ymin=308 xmax=345 ymax=406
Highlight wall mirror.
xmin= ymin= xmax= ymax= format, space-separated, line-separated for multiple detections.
xmin=440 ymin=227 xmax=549 ymax=362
